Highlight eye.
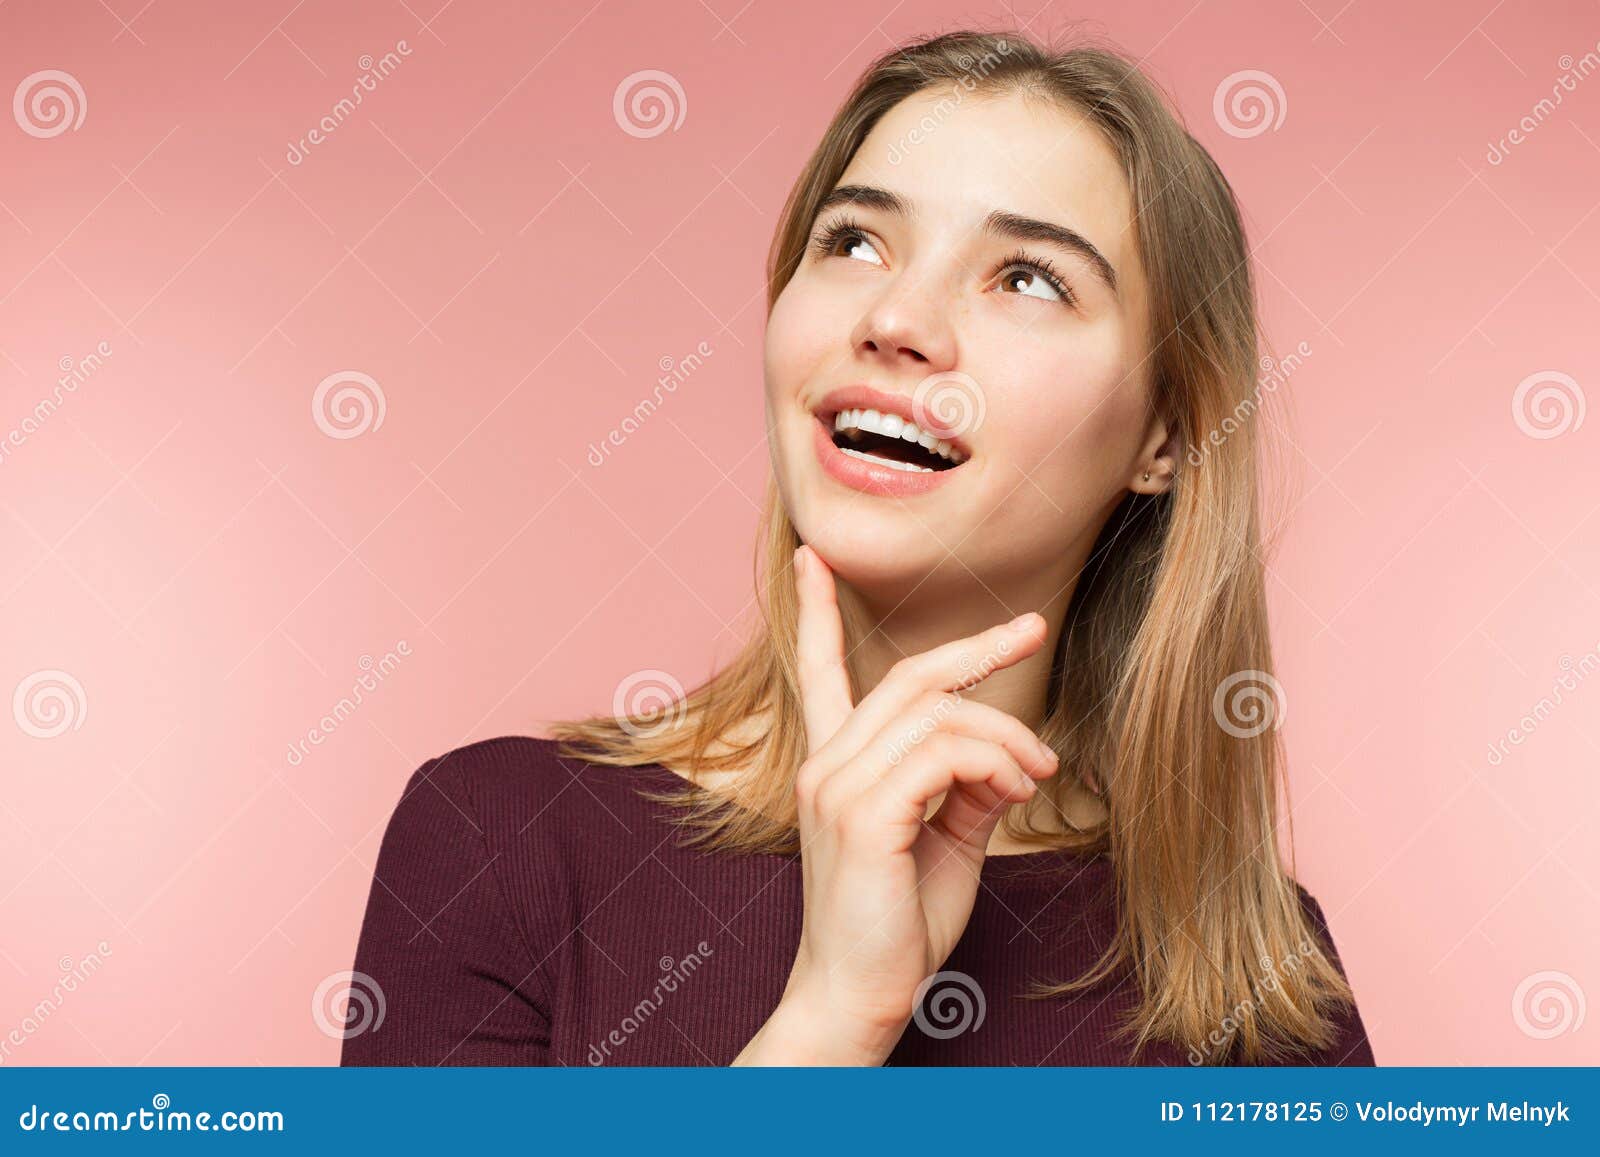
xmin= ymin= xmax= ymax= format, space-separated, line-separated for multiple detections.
xmin=994 ymin=249 xmax=1076 ymax=308
xmin=810 ymin=214 xmax=885 ymax=267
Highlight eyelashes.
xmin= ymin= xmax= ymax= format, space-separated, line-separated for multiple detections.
xmin=807 ymin=212 xmax=1078 ymax=308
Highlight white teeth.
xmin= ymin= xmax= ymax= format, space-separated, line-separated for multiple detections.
xmin=839 ymin=446 xmax=933 ymax=473
xmin=830 ymin=408 xmax=967 ymax=465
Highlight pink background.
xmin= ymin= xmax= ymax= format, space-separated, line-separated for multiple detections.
xmin=2 ymin=0 xmax=1596 ymax=1065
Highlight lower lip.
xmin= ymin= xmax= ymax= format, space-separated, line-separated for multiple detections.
xmin=811 ymin=415 xmax=966 ymax=497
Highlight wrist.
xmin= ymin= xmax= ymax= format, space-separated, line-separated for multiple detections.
xmin=735 ymin=989 xmax=905 ymax=1066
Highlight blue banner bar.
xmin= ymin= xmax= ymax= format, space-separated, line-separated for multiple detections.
xmin=2 ymin=1067 xmax=1593 ymax=1152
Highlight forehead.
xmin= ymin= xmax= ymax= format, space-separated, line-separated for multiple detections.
xmin=838 ymin=85 xmax=1140 ymax=290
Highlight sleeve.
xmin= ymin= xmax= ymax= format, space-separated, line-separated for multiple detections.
xmin=339 ymin=754 xmax=554 ymax=1066
xmin=1289 ymin=888 xmax=1376 ymax=1066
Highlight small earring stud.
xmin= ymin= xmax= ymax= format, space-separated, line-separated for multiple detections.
xmin=1143 ymin=471 xmax=1150 ymax=482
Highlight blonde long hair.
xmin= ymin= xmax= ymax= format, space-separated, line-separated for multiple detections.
xmin=547 ymin=28 xmax=1356 ymax=1063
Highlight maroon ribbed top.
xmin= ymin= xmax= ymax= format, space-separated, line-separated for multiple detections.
xmin=340 ymin=735 xmax=1375 ymax=1066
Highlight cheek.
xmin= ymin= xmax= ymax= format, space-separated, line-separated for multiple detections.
xmin=763 ymin=279 xmax=830 ymax=406
xmin=994 ymin=338 xmax=1145 ymax=487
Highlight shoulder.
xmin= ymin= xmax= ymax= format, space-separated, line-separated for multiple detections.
xmin=381 ymin=734 xmax=680 ymax=872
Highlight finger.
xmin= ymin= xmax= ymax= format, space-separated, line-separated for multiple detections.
xmin=812 ymin=612 xmax=1048 ymax=776
xmin=793 ymin=544 xmax=854 ymax=757
xmin=829 ymin=691 xmax=1058 ymax=799
xmin=853 ymin=733 xmax=1037 ymax=852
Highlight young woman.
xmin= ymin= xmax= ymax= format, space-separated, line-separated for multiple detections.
xmin=342 ymin=29 xmax=1374 ymax=1067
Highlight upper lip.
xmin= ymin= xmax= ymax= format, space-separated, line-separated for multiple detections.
xmin=812 ymin=384 xmax=974 ymax=458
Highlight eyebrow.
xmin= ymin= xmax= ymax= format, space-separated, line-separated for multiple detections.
xmin=814 ymin=183 xmax=1119 ymax=297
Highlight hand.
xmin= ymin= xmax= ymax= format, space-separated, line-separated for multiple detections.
xmin=770 ymin=542 xmax=1059 ymax=1062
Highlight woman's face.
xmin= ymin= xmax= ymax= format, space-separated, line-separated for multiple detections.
xmin=765 ymin=86 xmax=1168 ymax=602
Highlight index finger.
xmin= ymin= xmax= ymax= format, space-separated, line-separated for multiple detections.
xmin=793 ymin=544 xmax=855 ymax=756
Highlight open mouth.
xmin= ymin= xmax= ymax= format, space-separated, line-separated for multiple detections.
xmin=819 ymin=408 xmax=969 ymax=474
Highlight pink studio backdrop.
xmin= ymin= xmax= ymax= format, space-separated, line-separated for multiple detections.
xmin=2 ymin=0 xmax=1597 ymax=1066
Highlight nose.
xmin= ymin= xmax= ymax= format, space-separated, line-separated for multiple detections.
xmin=850 ymin=275 xmax=957 ymax=373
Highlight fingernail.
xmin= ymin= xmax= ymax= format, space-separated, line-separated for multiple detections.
xmin=1009 ymin=612 xmax=1039 ymax=631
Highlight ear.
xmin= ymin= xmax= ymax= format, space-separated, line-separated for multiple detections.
xmin=1130 ymin=409 xmax=1180 ymax=495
